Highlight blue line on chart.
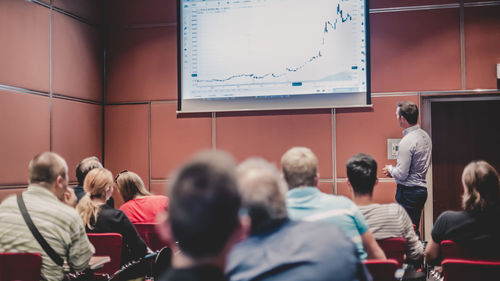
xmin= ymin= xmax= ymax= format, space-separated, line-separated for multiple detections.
xmin=193 ymin=3 xmax=352 ymax=83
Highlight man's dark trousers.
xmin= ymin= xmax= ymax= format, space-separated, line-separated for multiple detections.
xmin=396 ymin=184 xmax=427 ymax=237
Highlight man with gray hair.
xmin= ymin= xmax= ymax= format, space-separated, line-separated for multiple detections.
xmin=282 ymin=147 xmax=386 ymax=261
xmin=226 ymin=158 xmax=372 ymax=281
xmin=0 ymin=152 xmax=94 ymax=281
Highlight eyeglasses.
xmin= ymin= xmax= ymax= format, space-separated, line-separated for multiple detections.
xmin=114 ymin=169 xmax=128 ymax=183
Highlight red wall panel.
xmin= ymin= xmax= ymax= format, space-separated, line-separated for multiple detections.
xmin=464 ymin=6 xmax=500 ymax=90
xmin=53 ymin=12 xmax=102 ymax=101
xmin=106 ymin=27 xmax=177 ymax=103
xmin=336 ymin=95 xmax=420 ymax=178
xmin=370 ymin=9 xmax=461 ymax=92
xmin=106 ymin=0 xmax=176 ymax=26
xmin=151 ymin=181 xmax=169 ymax=197
xmin=150 ymin=103 xmax=212 ymax=179
xmin=216 ymin=110 xmax=333 ymax=178
xmin=52 ymin=99 xmax=103 ymax=182
xmin=104 ymin=105 xmax=150 ymax=190
xmin=53 ymin=0 xmax=102 ymax=23
xmin=370 ymin=0 xmax=459 ymax=9
xmin=0 ymin=90 xmax=50 ymax=185
xmin=0 ymin=0 xmax=50 ymax=92
xmin=318 ymin=182 xmax=334 ymax=195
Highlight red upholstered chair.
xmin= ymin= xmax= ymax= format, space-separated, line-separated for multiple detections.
xmin=134 ymin=223 xmax=169 ymax=251
xmin=88 ymin=233 xmax=122 ymax=275
xmin=441 ymin=259 xmax=500 ymax=281
xmin=377 ymin=237 xmax=407 ymax=266
xmin=440 ymin=240 xmax=463 ymax=259
xmin=363 ymin=259 xmax=399 ymax=281
xmin=0 ymin=252 xmax=42 ymax=281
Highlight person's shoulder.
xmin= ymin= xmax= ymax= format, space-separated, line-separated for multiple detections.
xmin=436 ymin=210 xmax=465 ymax=223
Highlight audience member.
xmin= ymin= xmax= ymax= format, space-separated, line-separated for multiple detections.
xmin=347 ymin=153 xmax=423 ymax=262
xmin=158 ymin=151 xmax=248 ymax=281
xmin=282 ymin=147 xmax=386 ymax=260
xmin=0 ymin=152 xmax=94 ymax=281
xmin=115 ymin=170 xmax=169 ymax=223
xmin=76 ymin=168 xmax=147 ymax=265
xmin=227 ymin=158 xmax=372 ymax=281
xmin=425 ymin=160 xmax=500 ymax=262
xmin=74 ymin=156 xmax=115 ymax=207
xmin=63 ymin=186 xmax=78 ymax=207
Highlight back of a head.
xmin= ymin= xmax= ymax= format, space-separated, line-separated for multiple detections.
xmin=78 ymin=168 xmax=113 ymax=229
xmin=462 ymin=160 xmax=500 ymax=213
xmin=29 ymin=152 xmax=68 ymax=186
xmin=169 ymin=150 xmax=241 ymax=259
xmin=116 ymin=171 xmax=150 ymax=202
xmin=346 ymin=153 xmax=377 ymax=196
xmin=397 ymin=101 xmax=419 ymax=125
xmin=76 ymin=156 xmax=103 ymax=186
xmin=237 ymin=158 xmax=288 ymax=233
xmin=281 ymin=147 xmax=318 ymax=189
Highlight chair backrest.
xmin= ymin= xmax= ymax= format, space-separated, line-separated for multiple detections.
xmin=363 ymin=259 xmax=398 ymax=281
xmin=442 ymin=258 xmax=500 ymax=281
xmin=377 ymin=237 xmax=407 ymax=266
xmin=88 ymin=233 xmax=122 ymax=275
xmin=440 ymin=240 xmax=463 ymax=259
xmin=134 ymin=223 xmax=168 ymax=251
xmin=0 ymin=252 xmax=42 ymax=281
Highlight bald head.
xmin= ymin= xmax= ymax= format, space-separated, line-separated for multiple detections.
xmin=29 ymin=152 xmax=68 ymax=186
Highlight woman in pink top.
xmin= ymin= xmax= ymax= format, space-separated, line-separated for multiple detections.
xmin=115 ymin=170 xmax=169 ymax=223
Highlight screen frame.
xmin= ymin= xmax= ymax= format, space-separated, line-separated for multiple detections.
xmin=177 ymin=0 xmax=371 ymax=113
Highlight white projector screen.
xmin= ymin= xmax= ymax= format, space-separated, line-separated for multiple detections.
xmin=177 ymin=0 xmax=370 ymax=112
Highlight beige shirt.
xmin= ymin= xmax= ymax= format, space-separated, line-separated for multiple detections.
xmin=0 ymin=185 xmax=94 ymax=281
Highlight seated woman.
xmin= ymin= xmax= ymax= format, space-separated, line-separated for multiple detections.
xmin=425 ymin=160 xmax=500 ymax=262
xmin=77 ymin=168 xmax=148 ymax=265
xmin=115 ymin=170 xmax=169 ymax=224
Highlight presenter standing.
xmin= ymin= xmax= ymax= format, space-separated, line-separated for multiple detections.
xmin=383 ymin=101 xmax=432 ymax=237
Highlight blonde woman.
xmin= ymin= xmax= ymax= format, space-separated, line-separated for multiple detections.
xmin=115 ymin=170 xmax=169 ymax=223
xmin=77 ymin=168 xmax=147 ymax=265
xmin=425 ymin=160 xmax=500 ymax=262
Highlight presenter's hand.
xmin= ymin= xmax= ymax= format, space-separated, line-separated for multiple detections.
xmin=383 ymin=165 xmax=393 ymax=177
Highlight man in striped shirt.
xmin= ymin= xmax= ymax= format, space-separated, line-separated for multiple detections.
xmin=0 ymin=152 xmax=95 ymax=281
xmin=282 ymin=147 xmax=386 ymax=261
xmin=348 ymin=153 xmax=423 ymax=262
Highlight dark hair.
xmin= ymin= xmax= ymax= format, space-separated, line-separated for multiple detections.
xmin=397 ymin=101 xmax=419 ymax=125
xmin=346 ymin=153 xmax=377 ymax=196
xmin=169 ymin=151 xmax=241 ymax=259
xmin=76 ymin=156 xmax=103 ymax=186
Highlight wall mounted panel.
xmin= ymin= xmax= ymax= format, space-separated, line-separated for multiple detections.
xmin=53 ymin=0 xmax=102 ymax=23
xmin=336 ymin=95 xmax=419 ymax=178
xmin=106 ymin=27 xmax=177 ymax=102
xmin=104 ymin=105 xmax=149 ymax=190
xmin=0 ymin=90 xmax=50 ymax=185
xmin=0 ymin=0 xmax=50 ymax=92
xmin=370 ymin=9 xmax=461 ymax=92
xmin=151 ymin=181 xmax=169 ymax=197
xmin=216 ymin=110 xmax=333 ymax=178
xmin=318 ymin=182 xmax=334 ymax=195
xmin=464 ymin=6 xmax=500 ymax=90
xmin=52 ymin=99 xmax=103 ymax=182
xmin=106 ymin=0 xmax=176 ymax=26
xmin=151 ymin=103 xmax=211 ymax=179
xmin=53 ymin=12 xmax=103 ymax=101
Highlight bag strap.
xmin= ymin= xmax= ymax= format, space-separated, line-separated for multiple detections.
xmin=17 ymin=194 xmax=64 ymax=267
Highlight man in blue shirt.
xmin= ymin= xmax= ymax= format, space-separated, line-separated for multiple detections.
xmin=383 ymin=101 xmax=432 ymax=237
xmin=282 ymin=147 xmax=386 ymax=260
xmin=227 ymin=158 xmax=372 ymax=281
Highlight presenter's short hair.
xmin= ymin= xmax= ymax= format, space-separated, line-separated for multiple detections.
xmin=281 ymin=147 xmax=318 ymax=189
xmin=346 ymin=153 xmax=377 ymax=196
xmin=397 ymin=101 xmax=419 ymax=125
xmin=169 ymin=150 xmax=241 ymax=258
xmin=29 ymin=152 xmax=68 ymax=185
xmin=462 ymin=160 xmax=500 ymax=213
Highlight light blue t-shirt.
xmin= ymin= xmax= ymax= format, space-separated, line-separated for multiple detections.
xmin=286 ymin=187 xmax=369 ymax=260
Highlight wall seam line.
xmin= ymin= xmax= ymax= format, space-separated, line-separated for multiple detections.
xmin=332 ymin=108 xmax=336 ymax=194
xmin=460 ymin=0 xmax=466 ymax=90
xmin=49 ymin=1 xmax=53 ymax=152
xmin=148 ymin=102 xmax=152 ymax=191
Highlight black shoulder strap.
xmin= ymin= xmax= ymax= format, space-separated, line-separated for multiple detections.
xmin=17 ymin=194 xmax=64 ymax=267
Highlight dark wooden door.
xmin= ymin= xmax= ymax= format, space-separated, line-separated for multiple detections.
xmin=431 ymin=99 xmax=500 ymax=221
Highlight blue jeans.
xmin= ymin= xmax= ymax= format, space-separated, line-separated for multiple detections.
xmin=396 ymin=184 xmax=427 ymax=237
